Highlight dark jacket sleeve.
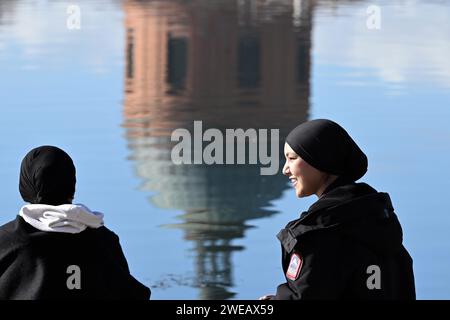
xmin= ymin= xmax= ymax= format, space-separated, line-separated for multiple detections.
xmin=274 ymin=232 xmax=353 ymax=300
xmin=103 ymin=230 xmax=151 ymax=300
xmin=107 ymin=232 xmax=131 ymax=273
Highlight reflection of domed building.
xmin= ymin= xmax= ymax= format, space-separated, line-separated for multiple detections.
xmin=122 ymin=0 xmax=314 ymax=299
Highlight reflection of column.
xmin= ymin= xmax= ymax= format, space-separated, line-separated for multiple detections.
xmin=193 ymin=237 xmax=243 ymax=300
xmin=123 ymin=0 xmax=314 ymax=300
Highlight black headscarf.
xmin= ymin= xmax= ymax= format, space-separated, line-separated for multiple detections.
xmin=19 ymin=146 xmax=76 ymax=205
xmin=285 ymin=119 xmax=368 ymax=182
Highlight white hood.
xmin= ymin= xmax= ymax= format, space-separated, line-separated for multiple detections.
xmin=19 ymin=203 xmax=104 ymax=234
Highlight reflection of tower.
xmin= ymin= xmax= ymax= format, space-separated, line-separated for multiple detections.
xmin=123 ymin=0 xmax=314 ymax=299
xmin=0 ymin=0 xmax=16 ymax=26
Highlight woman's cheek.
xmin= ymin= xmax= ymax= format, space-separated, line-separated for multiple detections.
xmin=292 ymin=161 xmax=303 ymax=177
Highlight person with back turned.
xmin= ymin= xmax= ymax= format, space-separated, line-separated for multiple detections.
xmin=260 ymin=119 xmax=415 ymax=300
xmin=0 ymin=145 xmax=151 ymax=299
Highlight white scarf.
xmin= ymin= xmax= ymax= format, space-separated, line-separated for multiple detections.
xmin=19 ymin=203 xmax=104 ymax=234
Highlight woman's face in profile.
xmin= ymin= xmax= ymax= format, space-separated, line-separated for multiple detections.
xmin=283 ymin=143 xmax=327 ymax=198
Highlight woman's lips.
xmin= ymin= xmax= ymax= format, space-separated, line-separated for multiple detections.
xmin=290 ymin=178 xmax=297 ymax=187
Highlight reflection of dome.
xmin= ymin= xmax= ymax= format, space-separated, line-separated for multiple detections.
xmin=122 ymin=0 xmax=314 ymax=299
xmin=129 ymin=135 xmax=287 ymax=224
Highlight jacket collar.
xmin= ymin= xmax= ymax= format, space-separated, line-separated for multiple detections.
xmin=277 ymin=182 xmax=395 ymax=253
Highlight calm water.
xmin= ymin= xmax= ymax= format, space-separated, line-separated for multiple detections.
xmin=0 ymin=0 xmax=449 ymax=299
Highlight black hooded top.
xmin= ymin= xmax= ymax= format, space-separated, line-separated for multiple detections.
xmin=0 ymin=216 xmax=151 ymax=300
xmin=0 ymin=146 xmax=151 ymax=300
xmin=273 ymin=120 xmax=415 ymax=299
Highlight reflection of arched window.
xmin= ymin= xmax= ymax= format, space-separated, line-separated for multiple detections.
xmin=238 ymin=35 xmax=260 ymax=88
xmin=126 ymin=28 xmax=134 ymax=79
xmin=167 ymin=33 xmax=187 ymax=90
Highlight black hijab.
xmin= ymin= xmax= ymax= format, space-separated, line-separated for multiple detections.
xmin=19 ymin=146 xmax=76 ymax=205
xmin=286 ymin=119 xmax=368 ymax=182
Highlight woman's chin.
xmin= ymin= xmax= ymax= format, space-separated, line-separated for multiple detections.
xmin=295 ymin=187 xmax=312 ymax=198
xmin=295 ymin=188 xmax=305 ymax=198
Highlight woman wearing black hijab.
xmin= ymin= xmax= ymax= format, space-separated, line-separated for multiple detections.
xmin=0 ymin=146 xmax=151 ymax=299
xmin=260 ymin=119 xmax=415 ymax=300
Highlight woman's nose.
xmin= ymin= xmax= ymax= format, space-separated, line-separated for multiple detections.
xmin=282 ymin=161 xmax=290 ymax=176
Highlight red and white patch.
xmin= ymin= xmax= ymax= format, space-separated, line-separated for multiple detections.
xmin=286 ymin=253 xmax=303 ymax=281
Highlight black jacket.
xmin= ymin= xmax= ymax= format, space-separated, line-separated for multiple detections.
xmin=0 ymin=216 xmax=151 ymax=300
xmin=275 ymin=182 xmax=416 ymax=300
